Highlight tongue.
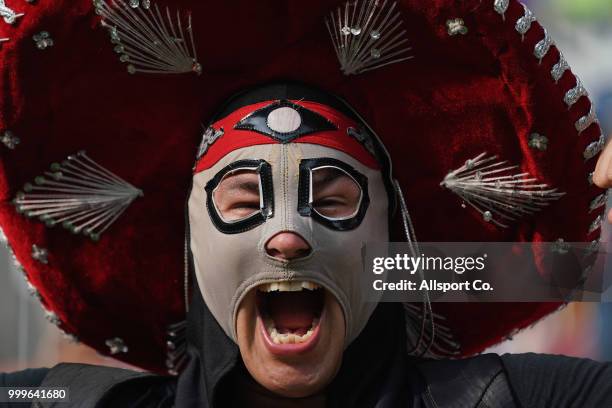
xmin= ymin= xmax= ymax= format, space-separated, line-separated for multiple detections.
xmin=266 ymin=291 xmax=321 ymax=334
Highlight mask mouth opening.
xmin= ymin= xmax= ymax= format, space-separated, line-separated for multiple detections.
xmin=255 ymin=281 xmax=325 ymax=344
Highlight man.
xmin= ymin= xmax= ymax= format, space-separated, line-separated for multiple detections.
xmin=0 ymin=0 xmax=611 ymax=407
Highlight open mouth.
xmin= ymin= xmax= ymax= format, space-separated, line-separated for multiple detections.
xmin=256 ymin=280 xmax=324 ymax=350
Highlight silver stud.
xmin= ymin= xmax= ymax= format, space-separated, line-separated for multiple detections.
xmin=534 ymin=29 xmax=553 ymax=63
xmin=325 ymin=0 xmax=413 ymax=75
xmin=0 ymin=1 xmax=24 ymax=25
xmin=551 ymin=238 xmax=570 ymax=255
xmin=588 ymin=214 xmax=603 ymax=234
xmin=60 ymin=331 xmax=79 ymax=344
xmin=33 ymin=32 xmax=54 ymax=50
xmin=446 ymin=18 xmax=468 ymax=36
xmin=588 ymin=172 xmax=594 ymax=185
xmin=26 ymin=281 xmax=41 ymax=300
xmin=583 ymin=135 xmax=605 ymax=161
xmin=515 ymin=5 xmax=536 ymax=40
xmin=31 ymin=245 xmax=49 ymax=264
xmin=441 ymin=152 xmax=565 ymax=228
xmin=13 ymin=151 xmax=143 ymax=241
xmin=589 ymin=193 xmax=607 ymax=212
xmin=105 ymin=337 xmax=128 ymax=355
xmin=528 ymin=133 xmax=548 ymax=151
xmin=494 ymin=0 xmax=510 ymax=20
xmin=96 ymin=0 xmax=201 ymax=75
xmin=551 ymin=53 xmax=569 ymax=83
xmin=11 ymin=252 xmax=24 ymax=273
xmin=564 ymin=78 xmax=588 ymax=108
xmin=44 ymin=311 xmax=60 ymax=326
xmin=0 ymin=130 xmax=19 ymax=149
xmin=586 ymin=239 xmax=600 ymax=256
xmin=575 ymin=104 xmax=598 ymax=134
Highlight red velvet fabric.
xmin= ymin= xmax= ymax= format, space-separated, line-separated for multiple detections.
xmin=194 ymin=100 xmax=380 ymax=172
xmin=0 ymin=0 xmax=604 ymax=373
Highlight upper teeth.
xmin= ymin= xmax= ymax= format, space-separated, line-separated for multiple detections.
xmin=258 ymin=280 xmax=321 ymax=292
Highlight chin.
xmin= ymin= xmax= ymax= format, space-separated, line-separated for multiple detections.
xmin=235 ymin=280 xmax=346 ymax=398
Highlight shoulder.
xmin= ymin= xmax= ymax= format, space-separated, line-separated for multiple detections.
xmin=36 ymin=363 xmax=175 ymax=408
xmin=500 ymin=352 xmax=612 ymax=408
xmin=414 ymin=353 xmax=612 ymax=408
xmin=0 ymin=368 xmax=50 ymax=408
xmin=415 ymin=353 xmax=516 ymax=408
xmin=0 ymin=368 xmax=50 ymax=388
xmin=500 ymin=351 xmax=612 ymax=373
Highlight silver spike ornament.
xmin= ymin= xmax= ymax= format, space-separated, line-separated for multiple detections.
xmin=440 ymin=153 xmax=565 ymax=228
xmin=94 ymin=0 xmax=201 ymax=75
xmin=13 ymin=151 xmax=143 ymax=241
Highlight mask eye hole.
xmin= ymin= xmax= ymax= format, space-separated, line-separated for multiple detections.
xmin=298 ymin=157 xmax=370 ymax=231
xmin=212 ymin=168 xmax=262 ymax=222
xmin=205 ymin=159 xmax=273 ymax=234
xmin=310 ymin=166 xmax=362 ymax=220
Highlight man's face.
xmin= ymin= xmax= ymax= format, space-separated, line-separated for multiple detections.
xmin=188 ymin=101 xmax=389 ymax=398
xmin=216 ymin=168 xmax=359 ymax=396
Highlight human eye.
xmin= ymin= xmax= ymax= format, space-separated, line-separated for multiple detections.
xmin=213 ymin=169 xmax=262 ymax=221
xmin=311 ymin=167 xmax=361 ymax=219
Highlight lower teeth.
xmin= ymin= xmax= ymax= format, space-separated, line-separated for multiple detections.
xmin=266 ymin=318 xmax=320 ymax=345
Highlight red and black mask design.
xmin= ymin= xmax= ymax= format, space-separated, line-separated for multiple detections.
xmin=189 ymin=90 xmax=393 ymax=346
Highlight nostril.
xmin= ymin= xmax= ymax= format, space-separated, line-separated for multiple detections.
xmin=291 ymin=247 xmax=310 ymax=259
xmin=296 ymin=248 xmax=311 ymax=258
xmin=265 ymin=231 xmax=312 ymax=260
xmin=267 ymin=248 xmax=282 ymax=258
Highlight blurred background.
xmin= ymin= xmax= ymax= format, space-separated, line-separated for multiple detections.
xmin=1 ymin=0 xmax=612 ymax=373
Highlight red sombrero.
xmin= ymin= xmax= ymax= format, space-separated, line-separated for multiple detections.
xmin=0 ymin=0 xmax=605 ymax=373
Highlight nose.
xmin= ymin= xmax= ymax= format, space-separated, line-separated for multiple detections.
xmin=265 ymin=231 xmax=312 ymax=261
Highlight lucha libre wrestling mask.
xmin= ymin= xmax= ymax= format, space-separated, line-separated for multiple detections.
xmin=188 ymin=97 xmax=391 ymax=346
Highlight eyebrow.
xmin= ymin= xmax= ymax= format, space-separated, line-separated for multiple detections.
xmin=223 ymin=179 xmax=260 ymax=194
xmin=219 ymin=170 xmax=261 ymax=195
xmin=312 ymin=168 xmax=346 ymax=189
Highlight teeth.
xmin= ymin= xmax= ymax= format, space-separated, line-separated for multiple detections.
xmin=258 ymin=280 xmax=321 ymax=293
xmin=300 ymin=281 xmax=320 ymax=290
xmin=266 ymin=318 xmax=320 ymax=345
